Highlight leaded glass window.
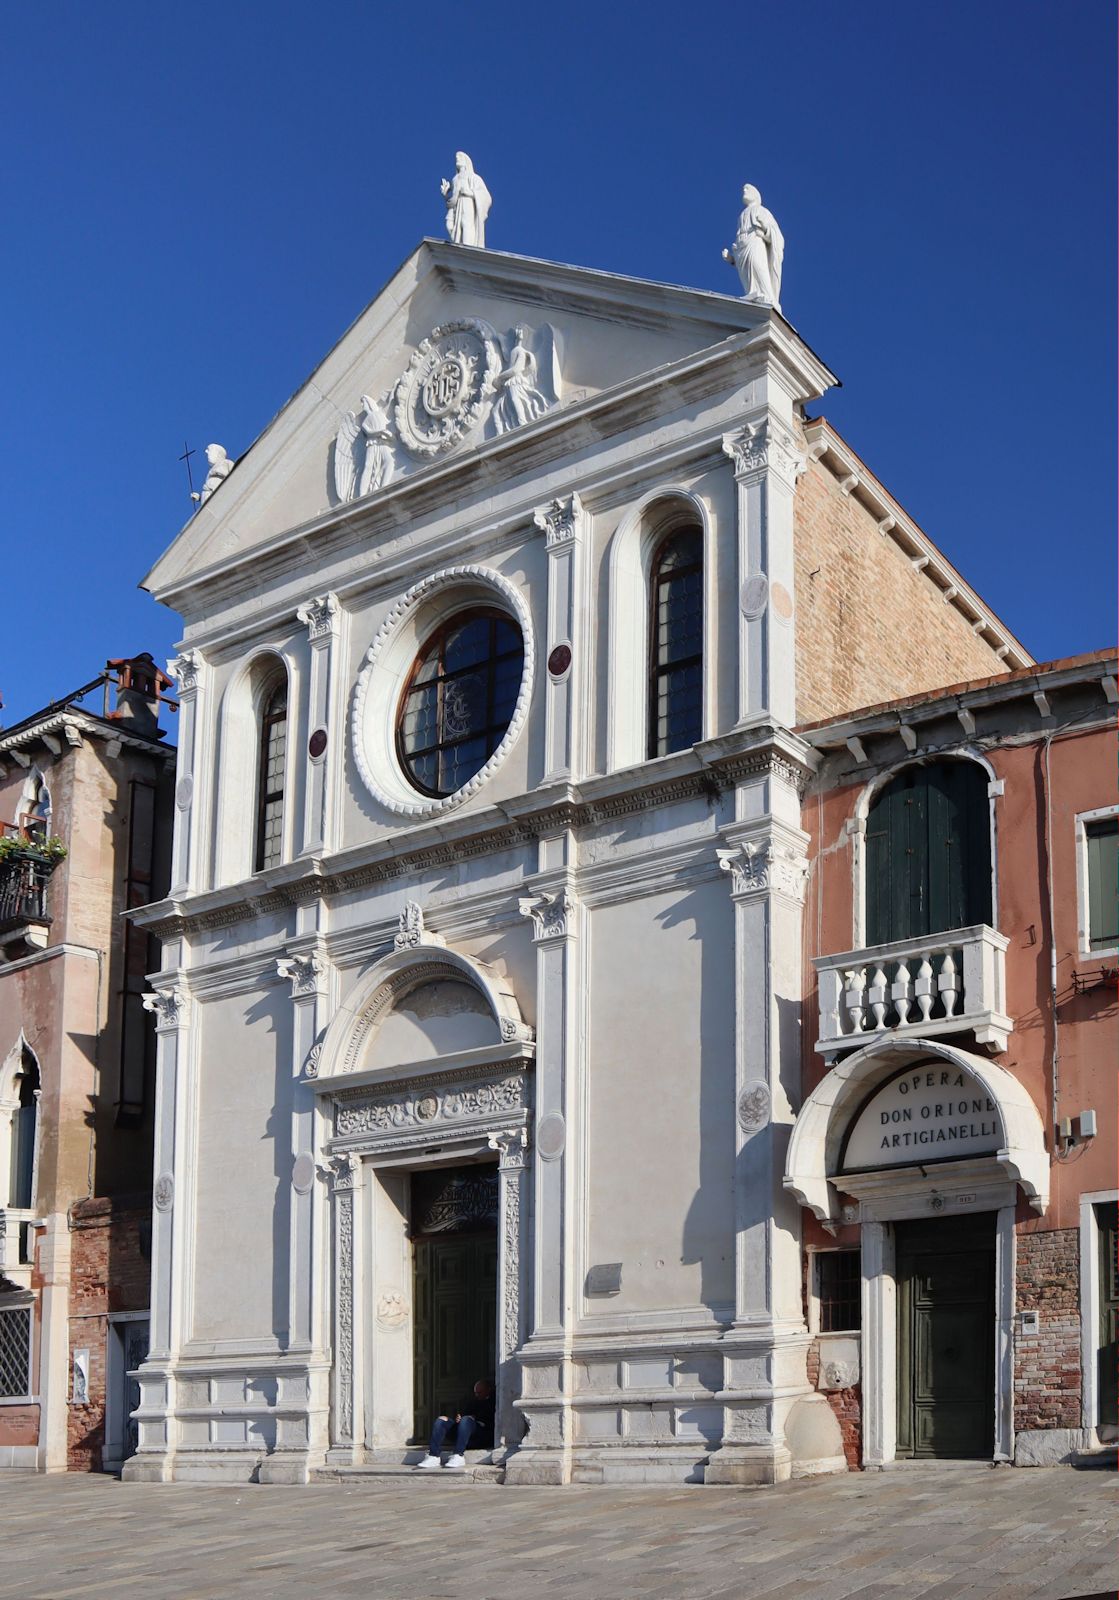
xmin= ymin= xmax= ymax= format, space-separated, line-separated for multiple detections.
xmin=397 ymin=610 xmax=524 ymax=798
xmin=649 ymin=527 xmax=703 ymax=758
xmin=254 ymin=679 xmax=287 ymax=872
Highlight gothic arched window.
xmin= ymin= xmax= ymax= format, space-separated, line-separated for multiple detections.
xmin=8 ymin=1050 xmax=38 ymax=1211
xmin=254 ymin=678 xmax=288 ymax=872
xmin=648 ymin=526 xmax=704 ymax=758
xmin=396 ymin=609 xmax=524 ymax=798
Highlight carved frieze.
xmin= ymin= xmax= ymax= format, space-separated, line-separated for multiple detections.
xmin=334 ymin=1070 xmax=528 ymax=1139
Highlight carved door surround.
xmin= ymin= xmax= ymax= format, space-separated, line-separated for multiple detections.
xmin=321 ymin=1061 xmax=533 ymax=1463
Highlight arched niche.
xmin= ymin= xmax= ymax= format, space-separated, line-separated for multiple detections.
xmin=313 ymin=945 xmax=532 ymax=1085
xmin=785 ymin=1035 xmax=1048 ymax=1225
xmin=212 ymin=647 xmax=295 ymax=887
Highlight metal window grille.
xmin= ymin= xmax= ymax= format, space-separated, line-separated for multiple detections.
xmin=0 ymin=1306 xmax=32 ymax=1398
xmin=817 ymin=1250 xmax=861 ymax=1332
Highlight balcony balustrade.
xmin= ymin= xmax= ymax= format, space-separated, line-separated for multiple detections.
xmin=814 ymin=923 xmax=1011 ymax=1057
xmin=0 ymin=847 xmax=54 ymax=954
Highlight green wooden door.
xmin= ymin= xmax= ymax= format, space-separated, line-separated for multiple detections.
xmin=866 ymin=762 xmax=991 ymax=946
xmin=412 ymin=1233 xmax=498 ymax=1444
xmin=1098 ymin=1203 xmax=1118 ymax=1431
xmin=896 ymin=1215 xmax=995 ymax=1459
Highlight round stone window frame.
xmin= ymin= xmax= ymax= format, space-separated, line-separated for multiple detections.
xmin=352 ymin=564 xmax=535 ymax=819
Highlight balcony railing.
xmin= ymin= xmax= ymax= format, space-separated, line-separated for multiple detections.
xmin=0 ymin=850 xmax=54 ymax=948
xmin=814 ymin=923 xmax=1011 ymax=1057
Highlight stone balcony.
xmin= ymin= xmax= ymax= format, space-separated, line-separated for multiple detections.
xmin=0 ymin=1207 xmax=35 ymax=1287
xmin=814 ymin=923 xmax=1012 ymax=1058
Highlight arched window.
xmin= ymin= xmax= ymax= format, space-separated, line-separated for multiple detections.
xmin=254 ymin=678 xmax=288 ymax=872
xmin=396 ymin=608 xmax=524 ymax=798
xmin=865 ymin=760 xmax=992 ymax=945
xmin=648 ymin=526 xmax=704 ymax=758
xmin=8 ymin=1049 xmax=38 ymax=1210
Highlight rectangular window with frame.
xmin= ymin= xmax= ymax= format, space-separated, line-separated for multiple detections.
xmin=1085 ymin=817 xmax=1119 ymax=951
xmin=816 ymin=1249 xmax=861 ymax=1332
xmin=0 ymin=1304 xmax=32 ymax=1398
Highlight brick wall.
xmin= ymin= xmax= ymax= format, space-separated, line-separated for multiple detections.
xmin=806 ymin=1337 xmax=862 ymax=1469
xmin=793 ymin=452 xmax=1011 ymax=725
xmin=66 ymin=1195 xmax=151 ymax=1472
xmin=1014 ymin=1227 xmax=1081 ymax=1434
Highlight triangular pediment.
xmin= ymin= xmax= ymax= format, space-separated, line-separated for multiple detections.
xmin=143 ymin=239 xmax=791 ymax=597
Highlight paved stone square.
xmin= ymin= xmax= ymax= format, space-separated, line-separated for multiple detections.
xmin=2 ymin=1465 xmax=1116 ymax=1600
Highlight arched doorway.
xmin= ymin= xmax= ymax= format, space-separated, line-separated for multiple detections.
xmin=786 ymin=1038 xmax=1048 ymax=1464
xmin=310 ymin=938 xmax=534 ymax=1465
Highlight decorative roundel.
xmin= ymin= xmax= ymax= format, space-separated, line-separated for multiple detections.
xmin=352 ymin=565 xmax=535 ymax=819
xmin=308 ymin=727 xmax=328 ymax=759
xmin=393 ymin=319 xmax=502 ymax=460
xmin=547 ymin=643 xmax=572 ymax=678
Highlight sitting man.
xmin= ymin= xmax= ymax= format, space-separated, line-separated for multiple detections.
xmin=416 ymin=1378 xmax=495 ymax=1470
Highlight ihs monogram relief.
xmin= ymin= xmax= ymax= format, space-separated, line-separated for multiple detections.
xmin=331 ymin=320 xmax=562 ymax=502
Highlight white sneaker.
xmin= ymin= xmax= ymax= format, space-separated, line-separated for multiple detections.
xmin=415 ymin=1454 xmax=442 ymax=1470
xmin=442 ymin=1453 xmax=466 ymax=1470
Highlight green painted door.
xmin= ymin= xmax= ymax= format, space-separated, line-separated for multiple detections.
xmin=866 ymin=761 xmax=991 ymax=946
xmin=1098 ymin=1203 xmax=1118 ymax=1431
xmin=896 ymin=1214 xmax=995 ymax=1459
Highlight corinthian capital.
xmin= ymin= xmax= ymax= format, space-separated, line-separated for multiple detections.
xmin=533 ymin=492 xmax=583 ymax=551
xmin=518 ymin=887 xmax=578 ymax=942
xmin=297 ymin=592 xmax=340 ymax=642
xmin=166 ymin=652 xmax=201 ymax=695
xmin=276 ymin=949 xmax=326 ymax=997
xmin=142 ymin=985 xmax=189 ymax=1030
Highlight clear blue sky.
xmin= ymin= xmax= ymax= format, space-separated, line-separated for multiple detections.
xmin=1 ymin=1 xmax=1114 ymax=728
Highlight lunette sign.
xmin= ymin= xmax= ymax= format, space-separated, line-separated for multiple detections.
xmin=841 ymin=1065 xmax=1002 ymax=1171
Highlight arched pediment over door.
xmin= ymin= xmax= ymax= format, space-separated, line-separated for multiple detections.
xmin=784 ymin=1036 xmax=1048 ymax=1226
xmin=311 ymin=942 xmax=534 ymax=1090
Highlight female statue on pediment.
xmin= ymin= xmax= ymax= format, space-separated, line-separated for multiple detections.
xmin=723 ymin=184 xmax=785 ymax=312
xmin=493 ymin=327 xmax=549 ymax=434
xmin=441 ymin=152 xmax=492 ymax=248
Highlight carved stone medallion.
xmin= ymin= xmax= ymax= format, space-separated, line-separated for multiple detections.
xmin=737 ymin=1083 xmax=770 ymax=1133
xmin=394 ymin=319 xmax=502 ymax=459
xmin=154 ymin=1173 xmax=174 ymax=1212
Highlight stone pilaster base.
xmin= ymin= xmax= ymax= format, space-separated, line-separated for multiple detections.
xmin=703 ymin=1443 xmax=793 ymax=1486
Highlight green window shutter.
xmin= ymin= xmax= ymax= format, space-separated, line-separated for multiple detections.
xmin=866 ymin=761 xmax=992 ymax=946
xmin=1086 ymin=819 xmax=1119 ymax=950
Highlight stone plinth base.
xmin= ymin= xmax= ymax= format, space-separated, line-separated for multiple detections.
xmin=121 ymin=1453 xmax=173 ymax=1483
xmin=257 ymin=1451 xmax=313 ymax=1484
xmin=703 ymin=1444 xmax=792 ymax=1486
xmin=503 ymin=1449 xmax=568 ymax=1485
xmin=1014 ymin=1427 xmax=1095 ymax=1467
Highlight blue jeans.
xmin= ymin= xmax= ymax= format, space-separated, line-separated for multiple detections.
xmin=429 ymin=1414 xmax=477 ymax=1456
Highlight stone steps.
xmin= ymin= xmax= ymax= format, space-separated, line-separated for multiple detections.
xmin=312 ymin=1463 xmax=505 ymax=1486
xmin=312 ymin=1447 xmax=505 ymax=1485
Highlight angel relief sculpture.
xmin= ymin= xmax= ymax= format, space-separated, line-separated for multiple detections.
xmin=332 ymin=394 xmax=395 ymax=504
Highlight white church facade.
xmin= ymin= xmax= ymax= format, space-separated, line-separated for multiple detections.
xmin=125 ymin=212 xmax=1038 ymax=1486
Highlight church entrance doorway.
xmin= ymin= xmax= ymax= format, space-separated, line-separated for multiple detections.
xmin=895 ymin=1213 xmax=995 ymax=1459
xmin=410 ymin=1164 xmax=498 ymax=1446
